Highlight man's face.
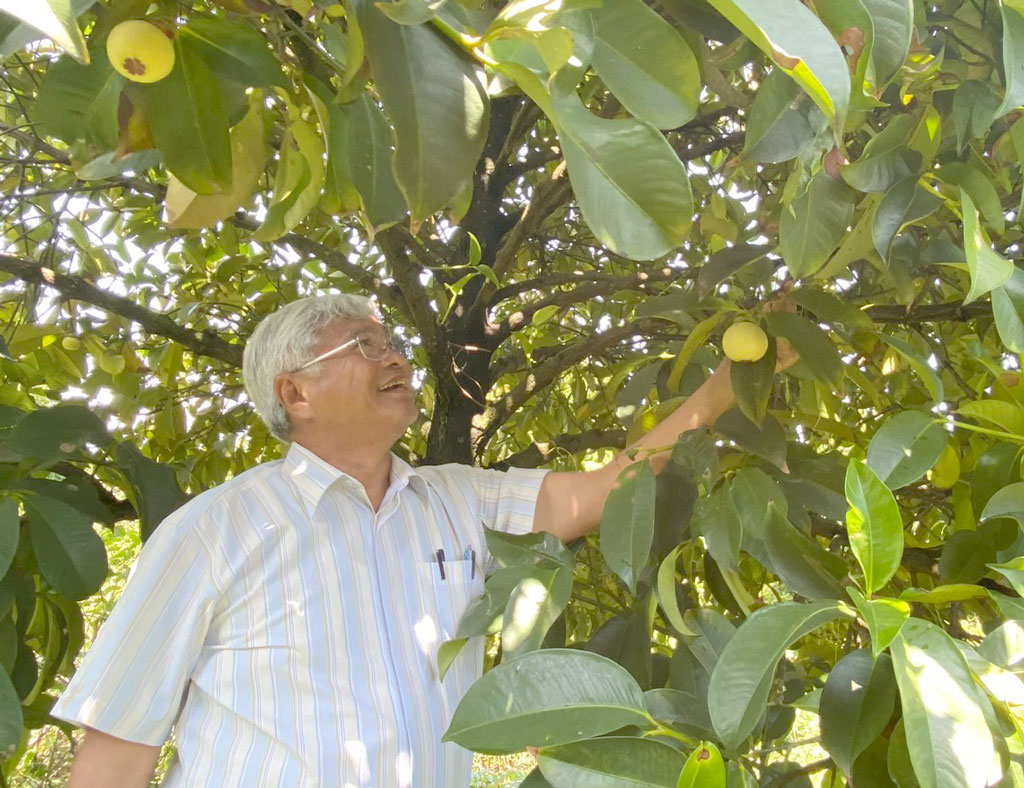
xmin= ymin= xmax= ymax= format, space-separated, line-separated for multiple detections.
xmin=281 ymin=316 xmax=419 ymax=444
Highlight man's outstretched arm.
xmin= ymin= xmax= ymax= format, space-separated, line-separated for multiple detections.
xmin=533 ymin=356 xmax=737 ymax=545
xmin=67 ymin=727 xmax=162 ymax=788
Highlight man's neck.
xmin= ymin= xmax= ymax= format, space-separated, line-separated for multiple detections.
xmin=291 ymin=435 xmax=394 ymax=511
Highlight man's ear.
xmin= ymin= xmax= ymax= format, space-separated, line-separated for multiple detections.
xmin=274 ymin=373 xmax=313 ymax=423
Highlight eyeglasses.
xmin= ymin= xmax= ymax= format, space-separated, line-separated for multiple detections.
xmin=291 ymin=329 xmax=411 ymax=373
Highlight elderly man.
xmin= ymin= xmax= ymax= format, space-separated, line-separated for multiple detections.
xmin=53 ymin=293 xmax=771 ymax=787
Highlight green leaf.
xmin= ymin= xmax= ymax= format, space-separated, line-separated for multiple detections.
xmin=717 ymin=409 xmax=790 ymax=471
xmin=676 ymin=741 xmax=726 ymax=788
xmin=989 ymin=556 xmax=1024 ymax=597
xmin=939 ymin=530 xmax=997 ymax=585
xmin=254 ymin=116 xmax=325 ymax=241
xmin=33 ymin=51 xmax=123 ymax=149
xmin=164 ymin=99 xmax=267 ymax=229
xmin=865 ymin=410 xmax=948 ymax=489
xmin=547 ymin=88 xmax=693 ymax=261
xmin=961 ymin=189 xmax=1013 ymax=305
xmin=846 ymin=587 xmax=910 ymax=658
xmin=645 ymin=688 xmax=715 ymax=739
xmin=820 ymin=649 xmax=898 ymax=776
xmin=707 ymin=600 xmax=854 ymax=750
xmin=861 ymin=0 xmax=913 ymax=86
xmin=179 ymin=16 xmax=286 ymax=88
xmin=656 ymin=545 xmax=696 ymax=636
xmin=500 ymin=564 xmax=573 ymax=659
xmin=878 ymin=333 xmax=944 ymax=404
xmin=980 ymin=481 xmax=1024 ymax=526
xmin=437 ymin=637 xmax=469 ymax=681
xmin=728 ymin=466 xmax=787 ymax=566
xmin=0 ymin=499 xmax=17 ymax=580
xmin=957 ymin=399 xmax=1024 ymax=437
xmin=456 ymin=565 xmax=537 ymax=638
xmin=0 ymin=668 xmax=22 ymax=757
xmin=742 ymin=69 xmax=826 ymax=163
xmin=730 ymin=334 xmax=775 ymax=425
xmin=143 ymin=35 xmax=233 ymax=194
xmin=765 ymin=503 xmax=846 ymax=600
xmin=841 ymin=115 xmax=920 ymax=193
xmin=998 ymin=5 xmax=1024 ymax=118
xmin=764 ymin=311 xmax=844 ymax=387
xmin=887 ymin=718 xmax=921 ymax=788
xmin=899 ymin=584 xmax=991 ymax=604
xmin=442 ymin=648 xmax=651 ymax=754
xmin=0 ymin=0 xmax=88 ymax=62
xmin=814 ymin=0 xmax=875 ymax=99
xmin=484 ymin=526 xmax=575 ymax=570
xmin=704 ymin=0 xmax=850 ymax=126
xmin=360 ymin=2 xmax=488 ymax=225
xmin=992 ymin=266 xmax=1024 ymax=354
xmin=953 ymin=80 xmax=1001 ymax=153
xmin=600 ymin=460 xmax=656 ymax=594
xmin=845 ymin=459 xmax=904 ymax=594
xmin=536 ymin=736 xmax=687 ymax=788
xmin=937 ymin=161 xmax=1004 ymax=235
xmin=872 ymin=175 xmax=943 ymax=261
xmin=114 ymin=444 xmax=189 ymax=542
xmin=978 ymin=619 xmax=1024 ymax=670
xmin=330 ymin=94 xmax=408 ymax=228
xmin=24 ymin=494 xmax=107 ymax=600
xmin=779 ymin=170 xmax=856 ymax=279
xmin=590 ymin=0 xmax=700 ymax=129
xmin=695 ymin=487 xmax=742 ymax=571
xmin=6 ymin=403 xmax=112 ymax=460
xmin=889 ymin=618 xmax=997 ymax=788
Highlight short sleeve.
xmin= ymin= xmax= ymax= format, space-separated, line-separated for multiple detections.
xmin=50 ymin=506 xmax=221 ymax=746
xmin=460 ymin=466 xmax=549 ymax=574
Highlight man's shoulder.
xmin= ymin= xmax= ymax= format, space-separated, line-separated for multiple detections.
xmin=157 ymin=458 xmax=287 ymax=535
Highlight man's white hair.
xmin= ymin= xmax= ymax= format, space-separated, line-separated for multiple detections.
xmin=243 ymin=294 xmax=376 ymax=442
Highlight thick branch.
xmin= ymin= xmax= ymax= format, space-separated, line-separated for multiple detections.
xmin=865 ymin=300 xmax=991 ymax=324
xmin=475 ymin=317 xmax=664 ymax=454
xmin=0 ymin=255 xmax=243 ymax=366
xmin=496 ymin=428 xmax=628 ymax=468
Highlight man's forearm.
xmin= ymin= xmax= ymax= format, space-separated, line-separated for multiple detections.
xmin=607 ymin=358 xmax=735 ymax=476
xmin=67 ymin=728 xmax=162 ymax=788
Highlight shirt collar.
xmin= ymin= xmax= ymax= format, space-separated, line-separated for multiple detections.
xmin=282 ymin=441 xmax=425 ymax=516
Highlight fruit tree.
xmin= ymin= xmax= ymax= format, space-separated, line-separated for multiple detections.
xmin=2 ymin=0 xmax=1024 ymax=786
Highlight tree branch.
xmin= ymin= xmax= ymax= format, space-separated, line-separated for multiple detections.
xmin=475 ymin=317 xmax=664 ymax=454
xmin=494 ymin=428 xmax=628 ymax=468
xmin=0 ymin=254 xmax=243 ymax=366
xmin=865 ymin=300 xmax=991 ymax=324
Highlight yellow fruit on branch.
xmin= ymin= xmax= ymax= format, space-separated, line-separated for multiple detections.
xmin=722 ymin=321 xmax=769 ymax=363
xmin=61 ymin=337 xmax=81 ymax=351
xmin=928 ymin=445 xmax=961 ymax=489
xmin=106 ymin=20 xmax=175 ymax=84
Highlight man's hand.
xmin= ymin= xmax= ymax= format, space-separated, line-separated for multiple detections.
xmin=761 ymin=291 xmax=800 ymax=373
xmin=67 ymin=728 xmax=162 ymax=788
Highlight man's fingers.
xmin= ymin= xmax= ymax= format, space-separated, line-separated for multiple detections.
xmin=527 ymin=746 xmax=539 ymax=758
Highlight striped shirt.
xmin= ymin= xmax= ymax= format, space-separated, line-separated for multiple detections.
xmin=52 ymin=441 xmax=549 ymax=787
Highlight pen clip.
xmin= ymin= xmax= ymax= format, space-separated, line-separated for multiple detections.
xmin=436 ymin=548 xmax=446 ymax=580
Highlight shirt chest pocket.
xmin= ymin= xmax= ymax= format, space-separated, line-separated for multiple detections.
xmin=414 ymin=558 xmax=483 ymax=664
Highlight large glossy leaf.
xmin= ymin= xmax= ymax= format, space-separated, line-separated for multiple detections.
xmin=845 ymin=459 xmax=904 ymax=594
xmin=644 ymin=688 xmax=715 ymax=739
xmin=0 ymin=0 xmax=88 ymax=62
xmin=989 ymin=556 xmax=1024 ymax=598
xmin=861 ymin=0 xmax=913 ymax=86
xmin=114 ymin=444 xmax=189 ymax=542
xmin=600 ymin=459 xmax=656 ymax=594
xmin=33 ymin=51 xmax=122 ymax=149
xmin=962 ymin=188 xmax=1013 ymax=305
xmin=992 ymin=266 xmax=1024 ymax=354
xmin=997 ymin=4 xmax=1024 ymax=118
xmin=980 ymin=482 xmax=1024 ymax=527
xmin=536 ymin=736 xmax=687 ymax=788
xmin=254 ymin=115 xmax=325 ymax=240
xmin=730 ymin=334 xmax=775 ymax=425
xmin=24 ymin=494 xmax=107 ymax=600
xmin=779 ymin=170 xmax=856 ymax=279
xmin=704 ymin=0 xmax=850 ymax=125
xmin=548 ymin=88 xmax=693 ymax=261
xmin=484 ymin=526 xmax=575 ymax=570
xmin=872 ymin=175 xmax=943 ymax=261
xmin=6 ymin=403 xmax=112 ymax=460
xmin=814 ymin=0 xmax=875 ymax=98
xmin=764 ymin=311 xmax=844 ymax=387
xmin=695 ymin=487 xmax=742 ymax=571
xmin=728 ymin=466 xmax=787 ymax=565
xmin=164 ymin=100 xmax=266 ymax=229
xmin=743 ymin=69 xmax=826 ymax=163
xmin=847 ymin=587 xmax=910 ymax=658
xmin=866 ymin=410 xmax=948 ymax=490
xmin=820 ymin=649 xmax=898 ymax=776
xmin=841 ymin=115 xmax=919 ymax=193
xmin=707 ymin=600 xmax=854 ymax=750
xmin=143 ymin=34 xmax=232 ymax=194
xmin=179 ymin=16 xmax=285 ymax=87
xmin=958 ymin=399 xmax=1024 ymax=437
xmin=656 ymin=545 xmax=696 ymax=637
xmin=360 ymin=1 xmax=488 ymax=224
xmin=0 ymin=500 xmax=16 ymax=581
xmin=590 ymin=0 xmax=700 ymax=129
xmin=715 ymin=410 xmax=789 ymax=472
xmin=878 ymin=333 xmax=944 ymax=404
xmin=765 ymin=504 xmax=846 ymax=599
xmin=0 ymin=668 xmax=22 ymax=757
xmin=442 ymin=649 xmax=651 ymax=754
xmin=501 ymin=564 xmax=573 ymax=659
xmin=889 ymin=618 xmax=997 ymax=788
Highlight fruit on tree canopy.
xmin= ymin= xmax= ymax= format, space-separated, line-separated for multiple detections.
xmin=61 ymin=337 xmax=81 ymax=351
xmin=106 ymin=20 xmax=175 ymax=84
xmin=722 ymin=321 xmax=768 ymax=363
